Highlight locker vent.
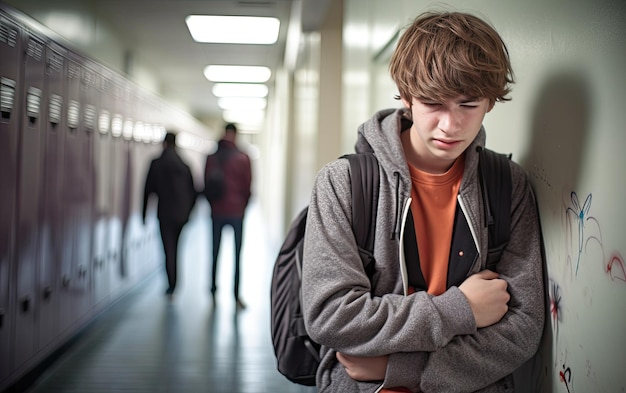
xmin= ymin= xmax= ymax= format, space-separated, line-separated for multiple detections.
xmin=98 ymin=110 xmax=110 ymax=135
xmin=133 ymin=121 xmax=144 ymax=142
xmin=111 ymin=114 xmax=123 ymax=137
xmin=27 ymin=38 xmax=44 ymax=61
xmin=67 ymin=100 xmax=80 ymax=129
xmin=49 ymin=94 xmax=62 ymax=125
xmin=26 ymin=87 xmax=41 ymax=120
xmin=68 ymin=62 xmax=80 ymax=79
xmin=83 ymin=69 xmax=97 ymax=88
xmin=123 ymin=119 xmax=134 ymax=140
xmin=84 ymin=104 xmax=96 ymax=132
xmin=48 ymin=51 xmax=64 ymax=73
xmin=0 ymin=21 xmax=17 ymax=47
xmin=1 ymin=77 xmax=16 ymax=118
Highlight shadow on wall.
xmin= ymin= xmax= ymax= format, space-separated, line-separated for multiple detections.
xmin=520 ymin=71 xmax=591 ymax=195
xmin=516 ymin=72 xmax=591 ymax=393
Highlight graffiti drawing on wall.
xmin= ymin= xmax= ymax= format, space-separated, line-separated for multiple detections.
xmin=565 ymin=192 xmax=594 ymax=275
xmin=564 ymin=191 xmax=624 ymax=285
xmin=606 ymin=252 xmax=626 ymax=282
xmin=560 ymin=363 xmax=574 ymax=393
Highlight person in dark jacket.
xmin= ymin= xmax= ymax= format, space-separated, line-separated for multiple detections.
xmin=143 ymin=131 xmax=197 ymax=297
xmin=204 ymin=123 xmax=252 ymax=308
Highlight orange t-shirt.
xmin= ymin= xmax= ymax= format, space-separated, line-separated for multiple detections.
xmin=381 ymin=156 xmax=465 ymax=393
xmin=408 ymin=157 xmax=464 ymax=295
xmin=378 ymin=159 xmax=465 ymax=393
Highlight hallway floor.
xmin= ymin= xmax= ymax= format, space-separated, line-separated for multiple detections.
xmin=23 ymin=200 xmax=316 ymax=393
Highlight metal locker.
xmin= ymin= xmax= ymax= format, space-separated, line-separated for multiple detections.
xmin=91 ymin=64 xmax=111 ymax=308
xmin=106 ymin=79 xmax=126 ymax=295
xmin=13 ymin=28 xmax=46 ymax=371
xmin=0 ymin=10 xmax=21 ymax=382
xmin=37 ymin=41 xmax=67 ymax=351
xmin=114 ymin=80 xmax=134 ymax=284
xmin=57 ymin=56 xmax=82 ymax=333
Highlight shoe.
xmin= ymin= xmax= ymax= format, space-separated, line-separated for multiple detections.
xmin=165 ymin=288 xmax=174 ymax=295
xmin=235 ymin=298 xmax=246 ymax=309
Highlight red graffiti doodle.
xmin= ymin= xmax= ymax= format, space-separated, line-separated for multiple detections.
xmin=606 ymin=252 xmax=626 ymax=282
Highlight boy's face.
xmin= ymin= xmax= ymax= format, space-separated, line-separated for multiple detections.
xmin=401 ymin=95 xmax=493 ymax=173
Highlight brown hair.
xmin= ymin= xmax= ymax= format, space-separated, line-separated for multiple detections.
xmin=389 ymin=11 xmax=514 ymax=105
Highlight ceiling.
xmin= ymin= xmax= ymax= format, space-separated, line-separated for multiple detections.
xmin=88 ymin=0 xmax=332 ymax=127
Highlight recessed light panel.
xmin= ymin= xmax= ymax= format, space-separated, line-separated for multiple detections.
xmin=212 ymin=83 xmax=268 ymax=98
xmin=217 ymin=97 xmax=267 ymax=111
xmin=185 ymin=15 xmax=280 ymax=44
xmin=204 ymin=65 xmax=271 ymax=83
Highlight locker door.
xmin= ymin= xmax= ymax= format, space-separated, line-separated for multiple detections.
xmin=91 ymin=64 xmax=110 ymax=307
xmin=58 ymin=57 xmax=81 ymax=333
xmin=0 ymin=12 xmax=21 ymax=381
xmin=106 ymin=80 xmax=124 ymax=295
xmin=37 ymin=42 xmax=66 ymax=350
xmin=115 ymin=81 xmax=133 ymax=285
xmin=13 ymin=30 xmax=46 ymax=370
xmin=73 ymin=59 xmax=97 ymax=316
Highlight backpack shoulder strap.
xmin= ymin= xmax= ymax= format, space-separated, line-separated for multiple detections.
xmin=344 ymin=153 xmax=379 ymax=275
xmin=477 ymin=147 xmax=512 ymax=269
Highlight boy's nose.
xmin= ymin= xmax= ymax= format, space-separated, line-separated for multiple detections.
xmin=438 ymin=110 xmax=462 ymax=134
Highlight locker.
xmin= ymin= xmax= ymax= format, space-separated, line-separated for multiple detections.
xmin=106 ymin=79 xmax=126 ymax=294
xmin=0 ymin=11 xmax=21 ymax=382
xmin=92 ymin=65 xmax=111 ymax=307
xmin=115 ymin=81 xmax=134 ymax=283
xmin=74 ymin=57 xmax=96 ymax=315
xmin=13 ymin=29 xmax=46 ymax=370
xmin=57 ymin=56 xmax=84 ymax=333
xmin=36 ymin=41 xmax=67 ymax=350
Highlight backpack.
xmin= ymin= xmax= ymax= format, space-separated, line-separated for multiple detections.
xmin=270 ymin=147 xmax=511 ymax=386
xmin=203 ymin=150 xmax=230 ymax=203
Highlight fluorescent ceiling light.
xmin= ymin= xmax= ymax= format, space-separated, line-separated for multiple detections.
xmin=218 ymin=97 xmax=267 ymax=111
xmin=223 ymin=109 xmax=265 ymax=125
xmin=204 ymin=65 xmax=271 ymax=83
xmin=212 ymin=83 xmax=268 ymax=98
xmin=185 ymin=15 xmax=280 ymax=44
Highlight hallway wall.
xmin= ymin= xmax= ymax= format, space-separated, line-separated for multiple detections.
xmin=341 ymin=1 xmax=626 ymax=392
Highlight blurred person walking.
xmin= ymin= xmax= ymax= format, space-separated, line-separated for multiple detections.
xmin=142 ymin=131 xmax=197 ymax=298
xmin=203 ymin=123 xmax=252 ymax=308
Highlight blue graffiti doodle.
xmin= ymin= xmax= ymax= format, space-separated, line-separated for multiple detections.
xmin=566 ymin=192 xmax=592 ymax=275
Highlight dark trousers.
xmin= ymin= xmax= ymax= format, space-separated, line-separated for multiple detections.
xmin=211 ymin=216 xmax=244 ymax=298
xmin=159 ymin=220 xmax=184 ymax=292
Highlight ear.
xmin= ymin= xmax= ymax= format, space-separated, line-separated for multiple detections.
xmin=487 ymin=100 xmax=495 ymax=113
xmin=401 ymin=96 xmax=412 ymax=109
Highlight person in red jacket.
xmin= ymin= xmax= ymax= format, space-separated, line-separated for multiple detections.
xmin=204 ymin=123 xmax=252 ymax=308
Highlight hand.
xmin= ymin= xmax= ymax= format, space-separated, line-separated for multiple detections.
xmin=336 ymin=352 xmax=388 ymax=381
xmin=459 ymin=270 xmax=510 ymax=328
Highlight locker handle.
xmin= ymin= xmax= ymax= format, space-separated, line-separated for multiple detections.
xmin=21 ymin=296 xmax=31 ymax=313
xmin=62 ymin=275 xmax=71 ymax=288
xmin=0 ymin=308 xmax=4 ymax=329
xmin=78 ymin=265 xmax=87 ymax=278
xmin=43 ymin=286 xmax=53 ymax=300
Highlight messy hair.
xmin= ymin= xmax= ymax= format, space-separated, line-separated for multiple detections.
xmin=389 ymin=11 xmax=514 ymax=105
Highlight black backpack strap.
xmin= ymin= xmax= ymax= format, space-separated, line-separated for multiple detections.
xmin=477 ymin=147 xmax=512 ymax=269
xmin=345 ymin=153 xmax=379 ymax=277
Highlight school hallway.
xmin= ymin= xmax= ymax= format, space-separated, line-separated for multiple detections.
xmin=21 ymin=200 xmax=315 ymax=393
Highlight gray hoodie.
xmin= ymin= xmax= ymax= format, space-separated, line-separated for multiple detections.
xmin=301 ymin=108 xmax=545 ymax=392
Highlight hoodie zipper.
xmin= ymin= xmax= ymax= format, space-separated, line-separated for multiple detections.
xmin=392 ymin=172 xmax=402 ymax=240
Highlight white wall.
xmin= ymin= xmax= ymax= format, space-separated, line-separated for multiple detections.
xmin=342 ymin=0 xmax=626 ymax=392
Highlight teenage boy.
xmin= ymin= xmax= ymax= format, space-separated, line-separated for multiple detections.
xmin=301 ymin=11 xmax=544 ymax=392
